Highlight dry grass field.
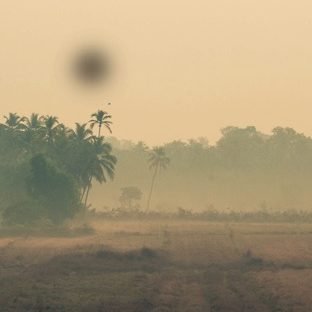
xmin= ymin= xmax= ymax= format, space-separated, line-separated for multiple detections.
xmin=1 ymin=219 xmax=312 ymax=311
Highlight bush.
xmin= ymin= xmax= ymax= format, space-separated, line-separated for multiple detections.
xmin=2 ymin=200 xmax=44 ymax=225
xmin=27 ymin=154 xmax=81 ymax=224
xmin=2 ymin=155 xmax=81 ymax=225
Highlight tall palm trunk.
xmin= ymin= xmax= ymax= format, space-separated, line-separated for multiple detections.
xmin=83 ymin=123 xmax=101 ymax=213
xmin=146 ymin=165 xmax=158 ymax=211
xmin=98 ymin=123 xmax=102 ymax=137
xmin=80 ymin=184 xmax=88 ymax=202
xmin=83 ymin=176 xmax=92 ymax=209
xmin=84 ymin=183 xmax=91 ymax=209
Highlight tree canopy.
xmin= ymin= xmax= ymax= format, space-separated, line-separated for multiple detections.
xmin=0 ymin=111 xmax=117 ymax=225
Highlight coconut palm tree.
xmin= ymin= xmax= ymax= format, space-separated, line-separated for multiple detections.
xmin=24 ymin=113 xmax=43 ymax=130
xmin=3 ymin=113 xmax=26 ymax=130
xmin=65 ymin=123 xmax=96 ymax=195
xmin=81 ymin=137 xmax=117 ymax=209
xmin=42 ymin=115 xmax=62 ymax=143
xmin=22 ymin=113 xmax=44 ymax=151
xmin=24 ymin=113 xmax=43 ymax=134
xmin=146 ymin=147 xmax=170 ymax=211
xmin=71 ymin=123 xmax=94 ymax=142
xmin=89 ymin=110 xmax=112 ymax=137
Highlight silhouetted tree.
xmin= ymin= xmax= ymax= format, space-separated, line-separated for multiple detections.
xmin=42 ymin=115 xmax=62 ymax=144
xmin=146 ymin=147 xmax=170 ymax=211
xmin=119 ymin=186 xmax=142 ymax=210
xmin=70 ymin=123 xmax=94 ymax=142
xmin=89 ymin=110 xmax=112 ymax=137
xmin=3 ymin=113 xmax=25 ymax=130
xmin=82 ymin=137 xmax=117 ymax=209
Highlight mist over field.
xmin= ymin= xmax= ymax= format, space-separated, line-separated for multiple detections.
xmin=92 ymin=127 xmax=312 ymax=213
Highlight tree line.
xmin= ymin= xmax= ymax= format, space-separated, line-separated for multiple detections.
xmin=99 ymin=126 xmax=312 ymax=213
xmin=0 ymin=110 xmax=117 ymax=225
xmin=2 ymin=120 xmax=312 ymax=223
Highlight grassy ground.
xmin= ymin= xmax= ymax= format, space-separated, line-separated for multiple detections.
xmin=1 ymin=219 xmax=312 ymax=311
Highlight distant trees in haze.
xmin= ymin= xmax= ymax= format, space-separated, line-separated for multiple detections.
xmin=147 ymin=147 xmax=170 ymax=211
xmin=99 ymin=126 xmax=312 ymax=213
xmin=119 ymin=186 xmax=142 ymax=210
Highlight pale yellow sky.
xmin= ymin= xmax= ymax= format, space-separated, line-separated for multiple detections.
xmin=1 ymin=0 xmax=312 ymax=144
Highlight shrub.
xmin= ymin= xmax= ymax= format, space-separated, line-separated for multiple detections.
xmin=2 ymin=155 xmax=81 ymax=225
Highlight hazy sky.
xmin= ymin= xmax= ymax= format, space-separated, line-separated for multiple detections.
xmin=1 ymin=0 xmax=312 ymax=144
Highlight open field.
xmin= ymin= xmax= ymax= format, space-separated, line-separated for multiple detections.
xmin=1 ymin=220 xmax=312 ymax=311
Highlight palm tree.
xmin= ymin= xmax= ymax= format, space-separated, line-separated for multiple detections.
xmin=71 ymin=123 xmax=94 ymax=142
xmin=22 ymin=113 xmax=44 ymax=150
xmin=89 ymin=110 xmax=112 ymax=137
xmin=146 ymin=147 xmax=170 ymax=211
xmin=42 ymin=115 xmax=62 ymax=143
xmin=3 ymin=113 xmax=26 ymax=130
xmin=81 ymin=137 xmax=117 ymax=209
xmin=24 ymin=113 xmax=43 ymax=130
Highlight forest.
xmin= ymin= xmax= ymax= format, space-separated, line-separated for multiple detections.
xmin=1 ymin=113 xmax=312 ymax=225
xmin=96 ymin=126 xmax=312 ymax=215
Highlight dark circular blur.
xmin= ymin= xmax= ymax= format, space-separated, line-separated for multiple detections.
xmin=72 ymin=48 xmax=111 ymax=85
